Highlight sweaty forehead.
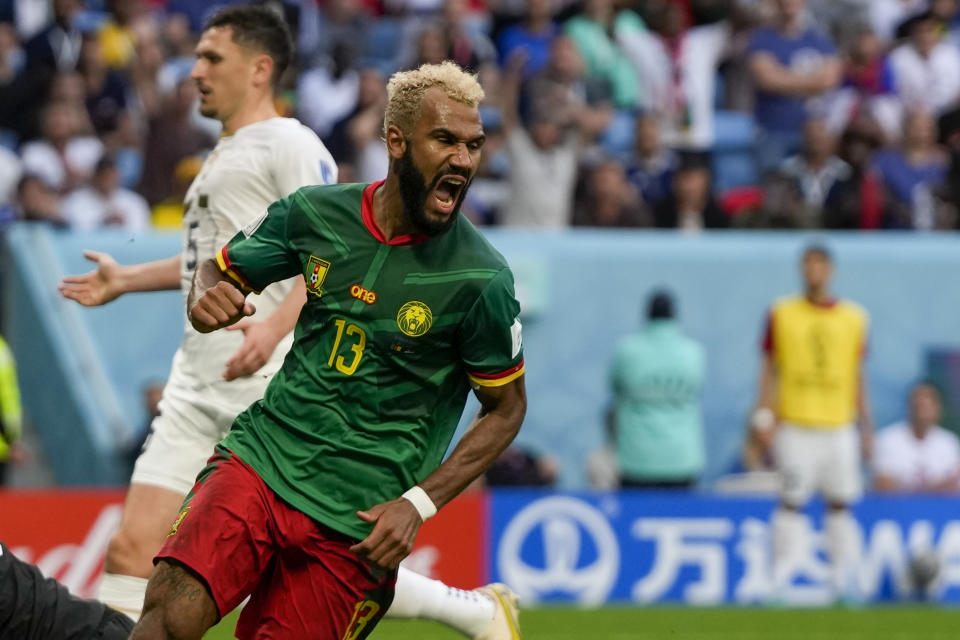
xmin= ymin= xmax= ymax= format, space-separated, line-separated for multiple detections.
xmin=416 ymin=87 xmax=483 ymax=137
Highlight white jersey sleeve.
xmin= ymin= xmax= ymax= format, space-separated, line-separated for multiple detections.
xmin=174 ymin=117 xmax=337 ymax=387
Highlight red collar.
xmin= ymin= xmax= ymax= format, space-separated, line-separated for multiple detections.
xmin=361 ymin=181 xmax=430 ymax=246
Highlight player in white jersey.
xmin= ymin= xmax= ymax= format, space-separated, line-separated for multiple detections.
xmin=59 ymin=6 xmax=519 ymax=639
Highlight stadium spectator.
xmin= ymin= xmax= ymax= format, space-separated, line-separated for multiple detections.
xmin=496 ymin=0 xmax=559 ymax=78
xmin=822 ymin=120 xmax=889 ymax=229
xmin=778 ymin=115 xmax=851 ymax=212
xmin=19 ymin=100 xmax=103 ymax=193
xmin=298 ymin=0 xmax=372 ymax=68
xmin=751 ymin=244 xmax=872 ymax=602
xmin=889 ymin=9 xmax=960 ymax=117
xmin=440 ymin=0 xmax=498 ymax=74
xmin=77 ymin=32 xmax=132 ymax=142
xmin=869 ymin=0 xmax=928 ymax=43
xmin=137 ymin=74 xmax=215 ymax=207
xmin=5 ymin=0 xmax=82 ymax=141
xmin=325 ymin=66 xmax=389 ymax=183
xmin=619 ymin=0 xmax=731 ymax=154
xmin=827 ymin=23 xmax=901 ymax=142
xmin=747 ymin=0 xmax=842 ymax=172
xmin=873 ymin=382 xmax=960 ymax=492
xmin=405 ymin=21 xmax=449 ymax=69
xmin=61 ymin=154 xmax=151 ymax=233
xmin=626 ymin=111 xmax=677 ymax=206
xmin=523 ymin=35 xmax=613 ymax=147
xmin=0 ymin=21 xmax=23 ymax=87
xmin=23 ymin=0 xmax=81 ymax=73
xmin=0 ymin=334 xmax=23 ymax=486
xmin=497 ymin=50 xmax=584 ymax=227
xmin=563 ymin=0 xmax=644 ymax=111
xmin=14 ymin=174 xmax=67 ymax=227
xmin=572 ymin=158 xmax=649 ymax=227
xmin=97 ymin=0 xmax=148 ymax=70
xmin=653 ymin=155 xmax=728 ymax=230
xmin=871 ymin=109 xmax=947 ymax=229
xmin=297 ymin=41 xmax=363 ymax=139
xmin=484 ymin=446 xmax=559 ymax=487
xmin=609 ymin=289 xmax=706 ymax=489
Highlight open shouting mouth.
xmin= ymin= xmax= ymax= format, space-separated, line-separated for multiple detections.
xmin=432 ymin=174 xmax=467 ymax=214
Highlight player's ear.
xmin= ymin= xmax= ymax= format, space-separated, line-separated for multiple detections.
xmin=253 ymin=53 xmax=274 ymax=88
xmin=384 ymin=125 xmax=407 ymax=159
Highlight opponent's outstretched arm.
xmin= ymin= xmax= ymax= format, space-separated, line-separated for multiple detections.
xmin=187 ymin=258 xmax=256 ymax=333
xmin=59 ymin=251 xmax=181 ymax=306
xmin=350 ymin=377 xmax=526 ymax=570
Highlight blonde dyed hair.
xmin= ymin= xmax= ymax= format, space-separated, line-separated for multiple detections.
xmin=384 ymin=61 xmax=485 ymax=137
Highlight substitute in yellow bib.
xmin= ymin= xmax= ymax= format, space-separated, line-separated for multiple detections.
xmin=0 ymin=335 xmax=23 ymax=485
xmin=750 ymin=244 xmax=872 ymax=603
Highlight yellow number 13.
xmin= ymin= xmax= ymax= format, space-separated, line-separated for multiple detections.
xmin=328 ymin=319 xmax=366 ymax=375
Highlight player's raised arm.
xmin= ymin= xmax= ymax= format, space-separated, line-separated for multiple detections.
xmin=58 ymin=252 xmax=181 ymax=306
xmin=187 ymin=259 xmax=256 ymax=333
xmin=192 ymin=195 xmax=303 ymax=334
xmin=350 ymin=377 xmax=526 ymax=570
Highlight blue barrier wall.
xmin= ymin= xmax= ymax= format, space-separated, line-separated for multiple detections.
xmin=7 ymin=227 xmax=960 ymax=486
xmin=3 ymin=226 xmax=183 ymax=484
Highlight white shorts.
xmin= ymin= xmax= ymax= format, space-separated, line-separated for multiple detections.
xmin=774 ymin=422 xmax=862 ymax=506
xmin=130 ymin=372 xmax=269 ymax=495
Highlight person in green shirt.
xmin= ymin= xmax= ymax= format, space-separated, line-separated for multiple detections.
xmin=131 ymin=61 xmax=527 ymax=640
xmin=0 ymin=335 xmax=23 ymax=485
xmin=610 ymin=290 xmax=705 ymax=488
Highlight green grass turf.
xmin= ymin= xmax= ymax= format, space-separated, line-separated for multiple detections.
xmin=203 ymin=606 xmax=960 ymax=639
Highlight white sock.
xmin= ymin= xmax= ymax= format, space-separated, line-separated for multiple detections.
xmin=386 ymin=567 xmax=495 ymax=637
xmin=97 ymin=572 xmax=149 ymax=622
xmin=772 ymin=508 xmax=806 ymax=592
xmin=826 ymin=510 xmax=861 ymax=599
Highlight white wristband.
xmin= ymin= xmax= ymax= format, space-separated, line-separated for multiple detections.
xmin=401 ymin=486 xmax=437 ymax=522
xmin=752 ymin=407 xmax=776 ymax=433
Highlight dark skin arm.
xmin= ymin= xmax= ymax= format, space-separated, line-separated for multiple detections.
xmin=187 ymin=258 xmax=256 ymax=333
xmin=350 ymin=376 xmax=527 ymax=570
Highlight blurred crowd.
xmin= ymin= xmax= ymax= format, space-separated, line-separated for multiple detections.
xmin=3 ymin=0 xmax=960 ymax=231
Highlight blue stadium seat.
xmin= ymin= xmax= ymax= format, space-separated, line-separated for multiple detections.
xmin=712 ymin=110 xmax=758 ymax=192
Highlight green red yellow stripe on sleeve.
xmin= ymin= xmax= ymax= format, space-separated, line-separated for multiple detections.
xmin=216 ymin=246 xmax=261 ymax=295
xmin=468 ymin=360 xmax=525 ymax=387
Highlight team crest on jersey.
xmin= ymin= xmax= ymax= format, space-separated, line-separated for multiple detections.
xmin=167 ymin=507 xmax=190 ymax=538
xmin=397 ymin=301 xmax=433 ymax=337
xmin=305 ymin=255 xmax=331 ymax=297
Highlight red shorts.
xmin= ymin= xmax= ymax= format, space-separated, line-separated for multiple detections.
xmin=156 ymin=447 xmax=396 ymax=640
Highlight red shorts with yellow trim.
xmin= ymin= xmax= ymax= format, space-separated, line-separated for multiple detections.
xmin=156 ymin=447 xmax=396 ymax=640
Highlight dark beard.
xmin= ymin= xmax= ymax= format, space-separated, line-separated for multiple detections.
xmin=395 ymin=147 xmax=468 ymax=237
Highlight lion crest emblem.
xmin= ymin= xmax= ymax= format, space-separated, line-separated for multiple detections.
xmin=397 ymin=301 xmax=433 ymax=337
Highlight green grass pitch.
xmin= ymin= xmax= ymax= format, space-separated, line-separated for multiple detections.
xmin=203 ymin=606 xmax=959 ymax=639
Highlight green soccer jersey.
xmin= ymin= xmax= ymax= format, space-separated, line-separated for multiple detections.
xmin=215 ymin=181 xmax=524 ymax=540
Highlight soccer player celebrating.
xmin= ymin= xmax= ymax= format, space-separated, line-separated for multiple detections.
xmin=750 ymin=244 xmax=872 ymax=601
xmin=130 ymin=60 xmax=526 ymax=640
xmin=59 ymin=6 xmax=518 ymax=639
